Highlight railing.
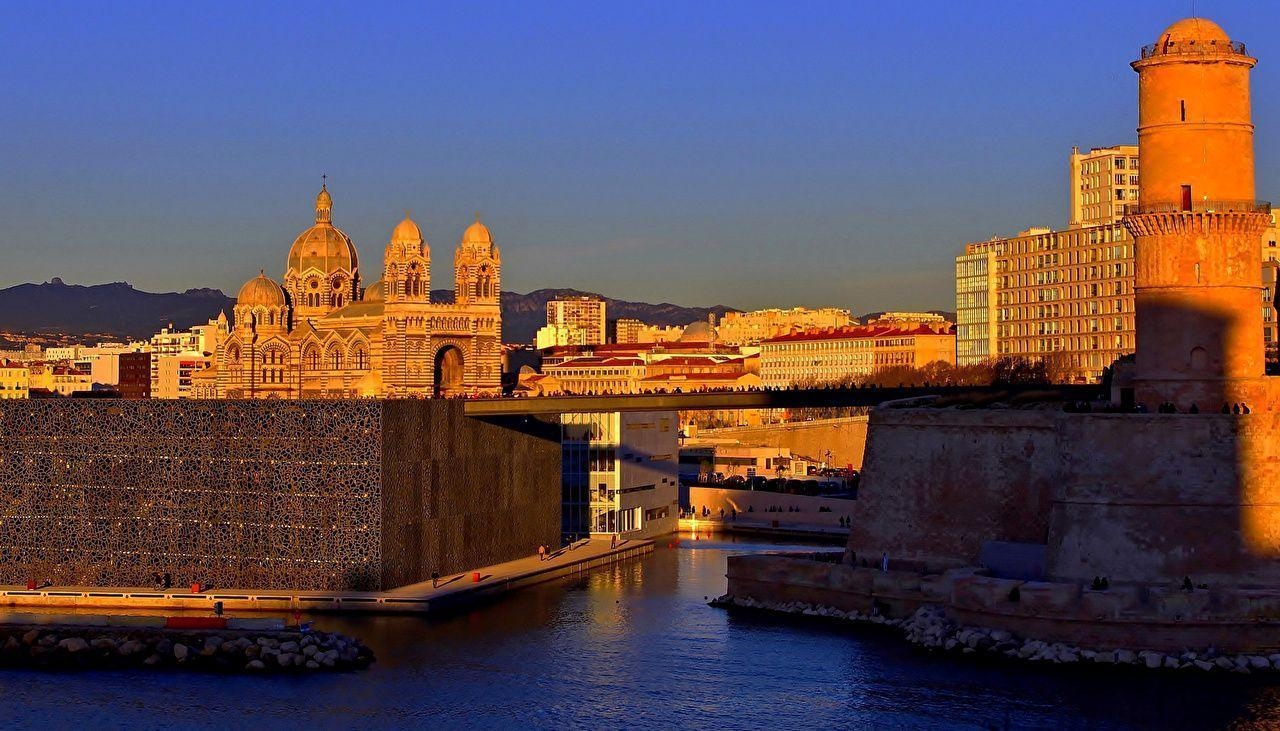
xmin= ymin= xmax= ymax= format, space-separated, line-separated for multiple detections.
xmin=1140 ymin=39 xmax=1248 ymax=60
xmin=1123 ymin=200 xmax=1271 ymax=216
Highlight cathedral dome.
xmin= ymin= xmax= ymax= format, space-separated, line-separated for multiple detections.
xmin=1157 ymin=17 xmax=1231 ymax=45
xmin=287 ymin=185 xmax=360 ymax=275
xmin=462 ymin=218 xmax=493 ymax=246
xmin=391 ymin=215 xmax=423 ymax=245
xmin=237 ymin=271 xmax=287 ymax=307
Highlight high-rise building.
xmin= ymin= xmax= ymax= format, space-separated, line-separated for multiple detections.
xmin=956 ymin=145 xmax=1279 ymax=381
xmin=546 ymin=296 xmax=606 ymax=346
xmin=1070 ymin=145 xmax=1140 ymax=227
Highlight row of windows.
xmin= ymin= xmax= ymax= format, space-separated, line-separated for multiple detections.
xmin=998 ymin=316 xmax=1130 ymax=337
xmin=1080 ymin=156 xmax=1138 ymax=175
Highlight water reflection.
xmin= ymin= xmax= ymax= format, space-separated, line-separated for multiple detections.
xmin=0 ymin=535 xmax=1277 ymax=729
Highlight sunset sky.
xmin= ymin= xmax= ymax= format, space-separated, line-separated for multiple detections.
xmin=2 ymin=0 xmax=1278 ymax=312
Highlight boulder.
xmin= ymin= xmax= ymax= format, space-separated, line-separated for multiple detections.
xmin=1144 ymin=653 xmax=1162 ymax=669
xmin=246 ymin=659 xmax=266 ymax=671
xmin=21 ymin=630 xmax=38 ymax=645
xmin=279 ymin=641 xmax=299 ymax=653
xmin=143 ymin=653 xmax=163 ymax=666
xmin=58 ymin=637 xmax=88 ymax=653
xmin=1194 ymin=660 xmax=1215 ymax=671
xmin=173 ymin=643 xmax=188 ymax=661
xmin=305 ymin=660 xmax=320 ymax=669
xmin=1116 ymin=649 xmax=1136 ymax=664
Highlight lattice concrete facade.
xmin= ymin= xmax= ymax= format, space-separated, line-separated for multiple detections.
xmin=0 ymin=400 xmax=560 ymax=591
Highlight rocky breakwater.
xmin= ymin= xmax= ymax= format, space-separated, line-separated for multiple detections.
xmin=0 ymin=626 xmax=374 ymax=673
xmin=714 ymin=596 xmax=1280 ymax=675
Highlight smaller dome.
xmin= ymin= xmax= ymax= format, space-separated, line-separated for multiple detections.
xmin=462 ymin=218 xmax=493 ymax=246
xmin=316 ymin=185 xmax=333 ymax=210
xmin=391 ymin=215 xmax=423 ymax=244
xmin=679 ymin=320 xmax=715 ymax=342
xmin=363 ymin=278 xmax=386 ymax=303
xmin=1158 ymin=17 xmax=1231 ymax=45
xmin=237 ymin=271 xmax=287 ymax=307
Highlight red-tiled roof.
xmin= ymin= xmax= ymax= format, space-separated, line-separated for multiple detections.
xmin=762 ymin=324 xmax=954 ymax=344
xmin=547 ymin=356 xmax=644 ymax=368
xmin=641 ymin=372 xmax=750 ymax=382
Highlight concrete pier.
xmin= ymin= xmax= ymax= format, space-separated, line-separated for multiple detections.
xmin=0 ymin=538 xmax=652 ymax=617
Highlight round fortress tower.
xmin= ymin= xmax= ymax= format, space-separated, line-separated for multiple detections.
xmin=1124 ymin=17 xmax=1271 ymax=406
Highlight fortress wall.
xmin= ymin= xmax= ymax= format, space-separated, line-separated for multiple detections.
xmin=848 ymin=407 xmax=1280 ymax=588
xmin=847 ymin=409 xmax=1060 ymax=569
xmin=697 ymin=416 xmax=869 ymax=469
xmin=1049 ymin=412 xmax=1280 ymax=585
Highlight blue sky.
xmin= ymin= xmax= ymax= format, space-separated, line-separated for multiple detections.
xmin=2 ymin=1 xmax=1278 ymax=313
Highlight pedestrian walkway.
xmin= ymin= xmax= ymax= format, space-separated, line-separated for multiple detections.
xmin=0 ymin=538 xmax=653 ymax=617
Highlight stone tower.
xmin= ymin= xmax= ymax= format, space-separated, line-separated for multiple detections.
xmin=1123 ymin=17 xmax=1271 ymax=408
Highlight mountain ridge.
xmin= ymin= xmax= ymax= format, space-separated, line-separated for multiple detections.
xmin=0 ymin=279 xmax=739 ymax=344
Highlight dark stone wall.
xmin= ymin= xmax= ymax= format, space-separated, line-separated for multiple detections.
xmin=379 ymin=403 xmax=561 ymax=588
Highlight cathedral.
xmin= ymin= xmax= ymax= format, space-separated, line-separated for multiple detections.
xmin=212 ymin=184 xmax=503 ymax=398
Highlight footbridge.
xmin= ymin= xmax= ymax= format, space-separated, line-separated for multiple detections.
xmin=463 ymin=383 xmax=1106 ymax=417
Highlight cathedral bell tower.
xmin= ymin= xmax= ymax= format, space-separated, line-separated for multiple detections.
xmin=1122 ymin=17 xmax=1271 ymax=408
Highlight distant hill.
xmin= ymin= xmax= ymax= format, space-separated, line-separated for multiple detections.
xmin=0 ymin=280 xmax=737 ymax=345
xmin=0 ymin=279 xmax=235 ymax=341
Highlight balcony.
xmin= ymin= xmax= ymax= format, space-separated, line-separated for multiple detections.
xmin=1123 ymin=200 xmax=1271 ymax=216
xmin=1139 ymin=39 xmax=1249 ymax=60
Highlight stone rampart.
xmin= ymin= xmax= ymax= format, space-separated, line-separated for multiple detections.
xmin=850 ymin=408 xmax=1280 ymax=589
xmin=848 ymin=409 xmax=1060 ymax=570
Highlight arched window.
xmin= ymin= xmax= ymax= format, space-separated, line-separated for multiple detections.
xmin=304 ymin=347 xmax=320 ymax=371
xmin=328 ymin=347 xmax=343 ymax=371
xmin=352 ymin=346 xmax=368 ymax=370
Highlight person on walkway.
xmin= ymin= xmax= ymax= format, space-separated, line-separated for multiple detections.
xmin=163 ymin=572 xmax=172 ymax=589
xmin=431 ymin=570 xmax=440 ymax=589
xmin=538 ymin=544 xmax=547 ymax=562
xmin=881 ymin=552 xmax=889 ymax=573
xmin=610 ymin=534 xmax=617 ymax=550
